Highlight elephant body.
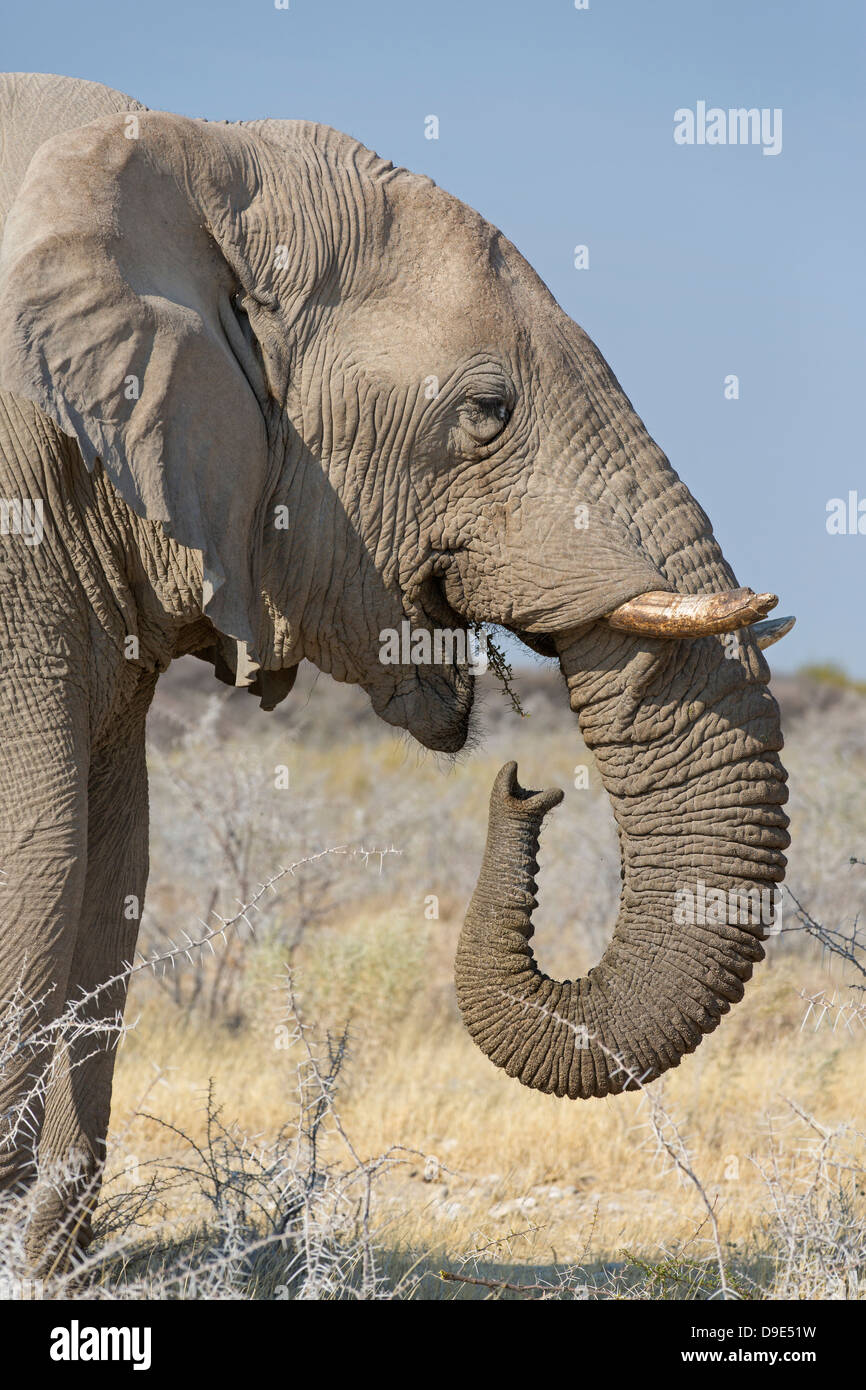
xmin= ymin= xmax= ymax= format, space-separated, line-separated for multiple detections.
xmin=0 ymin=74 xmax=789 ymax=1265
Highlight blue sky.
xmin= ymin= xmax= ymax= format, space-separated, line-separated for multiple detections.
xmin=5 ymin=0 xmax=863 ymax=675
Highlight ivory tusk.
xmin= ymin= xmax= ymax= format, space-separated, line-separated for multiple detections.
xmin=606 ymin=587 xmax=778 ymax=638
xmin=751 ymin=615 xmax=796 ymax=650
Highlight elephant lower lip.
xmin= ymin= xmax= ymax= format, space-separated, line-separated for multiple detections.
xmin=376 ymin=658 xmax=474 ymax=753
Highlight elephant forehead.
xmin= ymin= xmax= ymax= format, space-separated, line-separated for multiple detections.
xmin=342 ymin=257 xmax=528 ymax=385
xmin=350 ymin=283 xmax=520 ymax=367
xmin=377 ymin=182 xmax=536 ymax=339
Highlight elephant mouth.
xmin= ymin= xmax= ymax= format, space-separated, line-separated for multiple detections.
xmin=365 ymin=567 xmax=477 ymax=753
xmin=406 ymin=560 xmax=467 ymax=632
xmin=510 ymin=628 xmax=558 ymax=659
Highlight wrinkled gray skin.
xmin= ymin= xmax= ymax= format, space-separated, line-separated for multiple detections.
xmin=0 ymin=74 xmax=788 ymax=1264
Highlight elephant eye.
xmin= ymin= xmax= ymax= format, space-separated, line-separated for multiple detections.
xmin=461 ymin=395 xmax=512 ymax=444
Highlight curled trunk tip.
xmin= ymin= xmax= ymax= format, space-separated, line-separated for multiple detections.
xmin=456 ymin=754 xmax=780 ymax=1101
xmin=491 ymin=760 xmax=564 ymax=818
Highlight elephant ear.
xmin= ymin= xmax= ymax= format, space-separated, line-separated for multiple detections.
xmin=0 ymin=110 xmax=276 ymax=655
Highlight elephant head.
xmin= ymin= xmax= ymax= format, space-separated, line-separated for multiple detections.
xmin=0 ymin=107 xmax=791 ymax=1095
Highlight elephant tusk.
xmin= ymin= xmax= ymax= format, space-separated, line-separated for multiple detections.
xmin=751 ymin=614 xmax=796 ymax=650
xmin=605 ymin=587 xmax=778 ymax=638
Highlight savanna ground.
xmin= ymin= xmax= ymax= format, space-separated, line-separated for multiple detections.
xmin=6 ymin=655 xmax=866 ymax=1299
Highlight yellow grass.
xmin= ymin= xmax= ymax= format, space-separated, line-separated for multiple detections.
xmin=108 ymin=935 xmax=865 ymax=1275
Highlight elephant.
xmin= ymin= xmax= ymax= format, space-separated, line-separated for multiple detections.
xmin=0 ymin=72 xmax=792 ymax=1264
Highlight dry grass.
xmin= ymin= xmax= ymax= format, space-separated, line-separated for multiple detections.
xmin=108 ymin=951 xmax=865 ymax=1276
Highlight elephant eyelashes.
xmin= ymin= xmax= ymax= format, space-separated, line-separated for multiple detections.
xmin=477 ymin=397 xmax=510 ymax=422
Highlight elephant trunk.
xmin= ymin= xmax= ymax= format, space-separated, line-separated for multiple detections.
xmin=455 ymin=629 xmax=790 ymax=1097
